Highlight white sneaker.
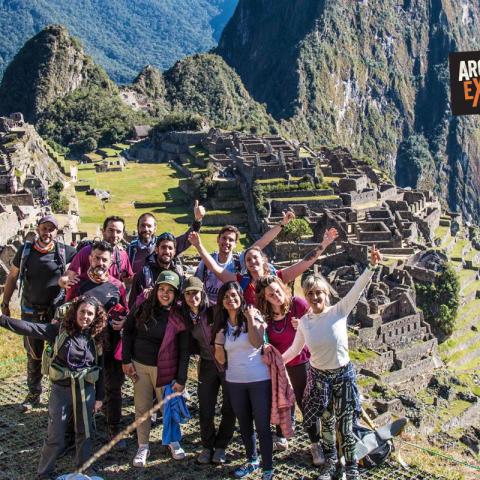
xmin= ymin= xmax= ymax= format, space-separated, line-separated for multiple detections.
xmin=310 ymin=442 xmax=325 ymax=466
xmin=169 ymin=441 xmax=186 ymax=460
xmin=133 ymin=444 xmax=150 ymax=467
xmin=272 ymin=434 xmax=288 ymax=452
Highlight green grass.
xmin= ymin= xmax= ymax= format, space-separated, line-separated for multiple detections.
xmin=97 ymin=147 xmax=121 ymax=157
xmin=188 ymin=145 xmax=209 ymax=160
xmin=75 ymin=162 xmax=248 ymax=252
xmin=450 ymin=238 xmax=469 ymax=259
xmin=269 ymin=195 xmax=339 ymax=201
xmin=112 ymin=143 xmax=130 ymax=150
xmin=184 ymin=155 xmax=208 ymax=174
xmin=349 ymin=347 xmax=378 ymax=363
xmin=84 ymin=152 xmax=103 ymax=163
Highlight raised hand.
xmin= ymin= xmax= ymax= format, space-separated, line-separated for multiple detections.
xmin=194 ymin=199 xmax=206 ymax=221
xmin=291 ymin=317 xmax=299 ymax=330
xmin=188 ymin=231 xmax=201 ymax=248
xmin=322 ymin=227 xmax=339 ymax=248
xmin=281 ymin=210 xmax=296 ymax=226
xmin=370 ymin=244 xmax=381 ymax=266
xmin=59 ymin=270 xmax=80 ymax=289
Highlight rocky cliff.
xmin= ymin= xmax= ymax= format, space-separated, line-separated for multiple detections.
xmin=0 ymin=25 xmax=111 ymax=123
xmin=217 ymin=0 xmax=480 ymax=221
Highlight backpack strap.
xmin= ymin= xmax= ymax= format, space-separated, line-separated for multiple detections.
xmin=18 ymin=241 xmax=33 ymax=295
xmin=53 ymin=328 xmax=69 ymax=360
xmin=55 ymin=241 xmax=67 ymax=274
xmin=232 ymin=253 xmax=242 ymax=274
xmin=239 ymin=274 xmax=251 ymax=291
xmin=142 ymin=264 xmax=153 ymax=289
xmin=127 ymin=239 xmax=138 ymax=266
xmin=113 ymin=246 xmax=122 ymax=278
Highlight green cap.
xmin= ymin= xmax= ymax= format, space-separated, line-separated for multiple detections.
xmin=182 ymin=276 xmax=204 ymax=293
xmin=155 ymin=270 xmax=180 ymax=290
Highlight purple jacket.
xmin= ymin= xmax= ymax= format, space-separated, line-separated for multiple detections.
xmin=156 ymin=310 xmax=187 ymax=387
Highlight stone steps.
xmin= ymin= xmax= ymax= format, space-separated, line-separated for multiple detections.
xmin=449 ymin=341 xmax=480 ymax=368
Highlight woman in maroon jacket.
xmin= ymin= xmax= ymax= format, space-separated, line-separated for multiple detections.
xmin=178 ymin=276 xmax=236 ymax=465
xmin=122 ymin=270 xmax=189 ymax=467
xmin=256 ymin=276 xmax=324 ymax=466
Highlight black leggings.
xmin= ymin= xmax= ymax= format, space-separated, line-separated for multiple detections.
xmin=276 ymin=362 xmax=320 ymax=442
xmin=227 ymin=380 xmax=273 ymax=470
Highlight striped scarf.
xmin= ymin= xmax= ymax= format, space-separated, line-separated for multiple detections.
xmin=33 ymin=239 xmax=55 ymax=254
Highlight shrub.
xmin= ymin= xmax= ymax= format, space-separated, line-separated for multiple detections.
xmin=415 ymin=263 xmax=460 ymax=337
xmin=152 ymin=112 xmax=205 ymax=134
xmin=281 ymin=218 xmax=313 ymax=242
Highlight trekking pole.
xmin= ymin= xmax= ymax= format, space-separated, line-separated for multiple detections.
xmin=77 ymin=390 xmax=182 ymax=474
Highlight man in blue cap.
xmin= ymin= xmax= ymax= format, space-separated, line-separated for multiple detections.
xmin=1 ymin=215 xmax=77 ymax=410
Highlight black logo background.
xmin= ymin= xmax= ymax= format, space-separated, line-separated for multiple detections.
xmin=449 ymin=51 xmax=480 ymax=116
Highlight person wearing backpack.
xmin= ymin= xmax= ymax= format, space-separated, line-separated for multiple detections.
xmin=282 ymin=246 xmax=382 ymax=480
xmin=127 ymin=212 xmax=157 ymax=275
xmin=194 ymin=212 xmax=296 ymax=306
xmin=255 ymin=276 xmax=323 ymax=465
xmin=59 ymin=216 xmax=134 ymax=289
xmin=128 ymin=200 xmax=206 ymax=308
xmin=1 ymin=215 xmax=76 ymax=410
xmin=0 ymin=295 xmax=107 ymax=480
xmin=65 ymin=240 xmax=128 ymax=449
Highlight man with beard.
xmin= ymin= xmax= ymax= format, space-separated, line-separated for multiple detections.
xmin=195 ymin=211 xmax=296 ymax=305
xmin=65 ymin=240 xmax=128 ymax=448
xmin=1 ymin=215 xmax=76 ymax=410
xmin=59 ymin=216 xmax=134 ymax=289
xmin=127 ymin=213 xmax=157 ymax=275
xmin=128 ymin=200 xmax=206 ymax=308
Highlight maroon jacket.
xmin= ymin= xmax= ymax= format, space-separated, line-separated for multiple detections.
xmin=156 ymin=310 xmax=188 ymax=387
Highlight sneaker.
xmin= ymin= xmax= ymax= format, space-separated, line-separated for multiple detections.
xmin=316 ymin=457 xmax=338 ymax=480
xmin=212 ymin=448 xmax=226 ymax=464
xmin=272 ymin=434 xmax=288 ymax=452
xmin=133 ymin=444 xmax=150 ymax=467
xmin=345 ymin=463 xmax=360 ymax=480
xmin=21 ymin=392 xmax=40 ymax=411
xmin=232 ymin=459 xmax=260 ymax=478
xmin=197 ymin=448 xmax=212 ymax=464
xmin=310 ymin=442 xmax=325 ymax=466
xmin=169 ymin=441 xmax=186 ymax=460
xmin=262 ymin=470 xmax=275 ymax=480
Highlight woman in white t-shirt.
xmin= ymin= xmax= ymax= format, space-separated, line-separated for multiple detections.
xmin=213 ymin=281 xmax=274 ymax=480
xmin=283 ymin=247 xmax=381 ymax=480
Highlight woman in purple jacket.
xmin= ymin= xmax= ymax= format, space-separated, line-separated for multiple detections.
xmin=178 ymin=276 xmax=236 ymax=465
xmin=122 ymin=270 xmax=189 ymax=467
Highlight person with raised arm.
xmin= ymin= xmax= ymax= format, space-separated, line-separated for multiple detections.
xmin=195 ymin=210 xmax=295 ymax=305
xmin=282 ymin=246 xmax=382 ymax=480
xmin=188 ymin=227 xmax=339 ymax=306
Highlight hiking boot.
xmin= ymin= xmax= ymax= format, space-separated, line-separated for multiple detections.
xmin=310 ymin=442 xmax=325 ymax=466
xmin=262 ymin=470 xmax=275 ymax=480
xmin=345 ymin=463 xmax=360 ymax=480
xmin=232 ymin=459 xmax=260 ymax=478
xmin=272 ymin=434 xmax=288 ymax=452
xmin=21 ymin=392 xmax=41 ymax=411
xmin=133 ymin=444 xmax=150 ymax=467
xmin=197 ymin=448 xmax=212 ymax=464
xmin=212 ymin=448 xmax=226 ymax=464
xmin=316 ymin=457 xmax=338 ymax=480
xmin=169 ymin=441 xmax=186 ymax=460
xmin=108 ymin=425 xmax=127 ymax=451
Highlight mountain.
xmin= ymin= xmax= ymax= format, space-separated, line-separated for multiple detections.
xmin=0 ymin=25 xmax=272 ymax=151
xmin=217 ymin=0 xmax=480 ymax=222
xmin=0 ymin=0 xmax=238 ymax=84
xmin=0 ymin=24 xmax=111 ymax=123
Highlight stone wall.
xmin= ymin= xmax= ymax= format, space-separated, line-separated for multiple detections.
xmin=341 ymin=189 xmax=377 ymax=206
xmin=270 ymin=197 xmax=342 ymax=214
xmin=267 ymin=188 xmax=334 ymax=199
xmin=394 ymin=338 xmax=438 ymax=368
xmin=0 ymin=191 xmax=34 ymax=207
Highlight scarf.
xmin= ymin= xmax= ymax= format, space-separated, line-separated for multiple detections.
xmin=33 ymin=239 xmax=55 ymax=254
xmin=87 ymin=266 xmax=109 ymax=284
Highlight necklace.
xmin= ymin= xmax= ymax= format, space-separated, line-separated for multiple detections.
xmin=271 ymin=313 xmax=288 ymax=334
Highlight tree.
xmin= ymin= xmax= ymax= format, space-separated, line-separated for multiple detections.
xmin=281 ymin=218 xmax=313 ymax=242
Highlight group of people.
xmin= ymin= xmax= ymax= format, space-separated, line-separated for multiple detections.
xmin=0 ymin=201 xmax=381 ymax=480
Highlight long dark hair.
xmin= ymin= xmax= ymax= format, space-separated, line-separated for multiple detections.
xmin=63 ymin=295 xmax=108 ymax=347
xmin=136 ymin=282 xmax=179 ymax=329
xmin=178 ymin=288 xmax=209 ymax=330
xmin=212 ymin=281 xmax=248 ymax=340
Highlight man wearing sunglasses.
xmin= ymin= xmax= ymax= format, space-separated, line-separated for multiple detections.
xmin=128 ymin=200 xmax=206 ymax=308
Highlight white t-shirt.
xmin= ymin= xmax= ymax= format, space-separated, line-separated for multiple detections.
xmin=224 ymin=322 xmax=270 ymax=383
xmin=283 ymin=267 xmax=374 ymax=370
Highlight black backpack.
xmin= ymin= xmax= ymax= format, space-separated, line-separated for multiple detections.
xmin=353 ymin=423 xmax=393 ymax=468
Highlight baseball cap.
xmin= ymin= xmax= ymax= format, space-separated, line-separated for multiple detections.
xmin=182 ymin=276 xmax=204 ymax=293
xmin=37 ymin=214 xmax=59 ymax=229
xmin=155 ymin=270 xmax=180 ymax=290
